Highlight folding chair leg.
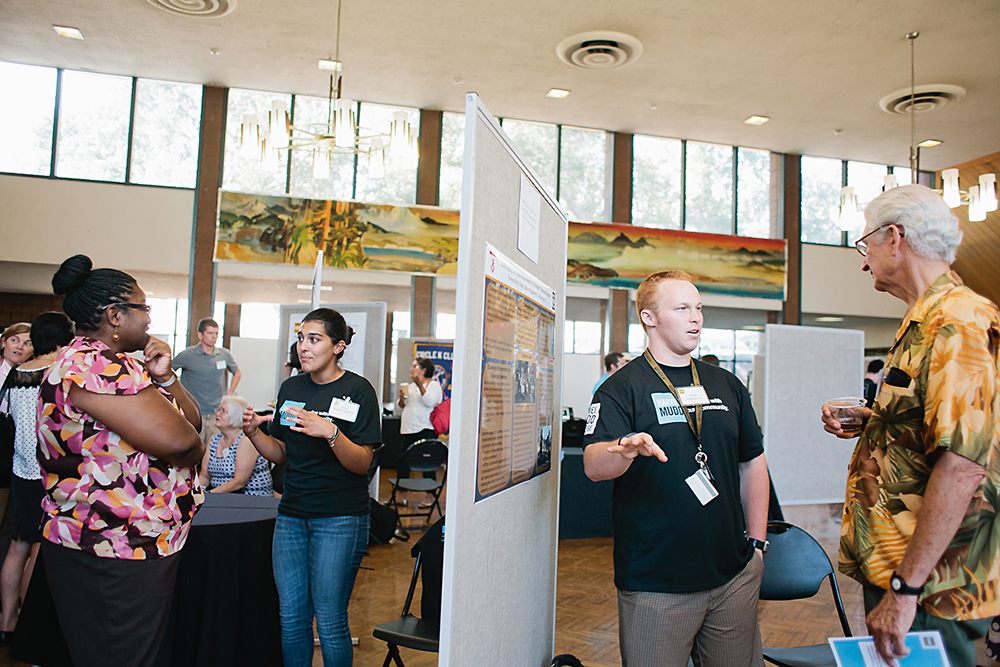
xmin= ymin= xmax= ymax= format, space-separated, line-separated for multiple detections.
xmin=382 ymin=644 xmax=406 ymax=667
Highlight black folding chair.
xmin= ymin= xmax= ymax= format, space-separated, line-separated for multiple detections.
xmin=386 ymin=439 xmax=447 ymax=539
xmin=760 ymin=521 xmax=853 ymax=667
xmin=373 ymin=519 xmax=443 ymax=667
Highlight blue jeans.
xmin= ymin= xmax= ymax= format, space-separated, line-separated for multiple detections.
xmin=272 ymin=513 xmax=369 ymax=667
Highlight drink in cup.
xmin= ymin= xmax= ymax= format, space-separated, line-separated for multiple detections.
xmin=825 ymin=397 xmax=866 ymax=435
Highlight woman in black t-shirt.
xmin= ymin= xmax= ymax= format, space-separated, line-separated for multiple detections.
xmin=243 ymin=308 xmax=381 ymax=667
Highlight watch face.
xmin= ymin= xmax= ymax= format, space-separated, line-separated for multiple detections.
xmin=891 ymin=576 xmax=901 ymax=591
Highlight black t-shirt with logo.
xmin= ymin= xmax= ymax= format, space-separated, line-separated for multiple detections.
xmin=583 ymin=357 xmax=763 ymax=593
xmin=267 ymin=371 xmax=382 ymax=519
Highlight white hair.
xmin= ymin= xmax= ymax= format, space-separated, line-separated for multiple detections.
xmin=219 ymin=395 xmax=248 ymax=429
xmin=863 ymin=184 xmax=962 ymax=264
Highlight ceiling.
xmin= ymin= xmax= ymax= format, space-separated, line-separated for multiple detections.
xmin=1 ymin=0 xmax=998 ymax=171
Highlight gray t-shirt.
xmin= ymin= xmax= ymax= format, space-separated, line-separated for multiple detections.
xmin=173 ymin=345 xmax=238 ymax=414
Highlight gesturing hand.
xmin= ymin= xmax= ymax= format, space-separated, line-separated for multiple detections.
xmin=283 ymin=406 xmax=337 ymax=440
xmin=242 ymin=406 xmax=272 ymax=437
xmin=143 ymin=335 xmax=174 ymax=384
xmin=606 ymin=432 xmax=668 ymax=463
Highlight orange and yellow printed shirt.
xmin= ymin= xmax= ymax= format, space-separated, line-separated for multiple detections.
xmin=840 ymin=271 xmax=1000 ymax=620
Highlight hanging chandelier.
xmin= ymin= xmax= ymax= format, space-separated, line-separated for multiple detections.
xmin=840 ymin=32 xmax=997 ymax=229
xmin=236 ymin=0 xmax=418 ymax=179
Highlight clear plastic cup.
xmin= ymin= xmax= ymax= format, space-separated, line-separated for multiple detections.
xmin=824 ymin=397 xmax=866 ymax=435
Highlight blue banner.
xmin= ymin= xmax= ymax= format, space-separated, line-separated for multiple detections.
xmin=414 ymin=341 xmax=454 ymax=399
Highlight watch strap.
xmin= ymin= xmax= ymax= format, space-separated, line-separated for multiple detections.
xmin=890 ymin=572 xmax=924 ymax=596
xmin=748 ymin=537 xmax=768 ymax=553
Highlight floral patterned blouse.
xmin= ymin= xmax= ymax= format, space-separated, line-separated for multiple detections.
xmin=840 ymin=271 xmax=1000 ymax=620
xmin=38 ymin=336 xmax=203 ymax=560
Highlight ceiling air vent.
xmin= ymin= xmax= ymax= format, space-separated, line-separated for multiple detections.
xmin=878 ymin=84 xmax=965 ymax=115
xmin=145 ymin=0 xmax=236 ymax=18
xmin=556 ymin=32 xmax=643 ymax=70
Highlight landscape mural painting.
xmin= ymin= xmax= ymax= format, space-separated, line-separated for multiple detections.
xmin=216 ymin=192 xmax=786 ymax=300
xmin=567 ymin=221 xmax=786 ymax=299
xmin=216 ymin=191 xmax=460 ymax=274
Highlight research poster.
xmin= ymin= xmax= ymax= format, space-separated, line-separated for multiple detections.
xmin=476 ymin=243 xmax=557 ymax=501
xmin=413 ymin=341 xmax=454 ymax=398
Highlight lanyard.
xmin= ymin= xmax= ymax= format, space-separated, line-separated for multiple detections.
xmin=643 ymin=348 xmax=708 ymax=468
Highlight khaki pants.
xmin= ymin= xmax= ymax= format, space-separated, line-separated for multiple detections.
xmin=199 ymin=414 xmax=220 ymax=446
xmin=618 ymin=553 xmax=765 ymax=667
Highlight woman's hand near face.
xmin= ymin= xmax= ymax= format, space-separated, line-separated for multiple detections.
xmin=143 ymin=336 xmax=174 ymax=383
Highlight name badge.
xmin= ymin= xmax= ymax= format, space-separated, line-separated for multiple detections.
xmin=329 ymin=397 xmax=360 ymax=422
xmin=676 ymin=385 xmax=710 ymax=406
xmin=216 ymin=360 xmax=227 ymax=370
xmin=685 ymin=468 xmax=719 ymax=505
xmin=279 ymin=400 xmax=306 ymax=426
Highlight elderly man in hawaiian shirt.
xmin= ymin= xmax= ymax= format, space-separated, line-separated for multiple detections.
xmin=822 ymin=184 xmax=1000 ymax=667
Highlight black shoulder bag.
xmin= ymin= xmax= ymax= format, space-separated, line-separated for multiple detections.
xmin=0 ymin=373 xmax=16 ymax=488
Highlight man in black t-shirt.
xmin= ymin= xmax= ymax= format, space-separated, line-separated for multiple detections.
xmin=583 ymin=270 xmax=769 ymax=667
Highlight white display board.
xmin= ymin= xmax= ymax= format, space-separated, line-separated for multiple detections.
xmin=761 ymin=324 xmax=864 ymax=504
xmin=229 ymin=337 xmax=279 ymax=408
xmin=439 ymin=93 xmax=568 ymax=666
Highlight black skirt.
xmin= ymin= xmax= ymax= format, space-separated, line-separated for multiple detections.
xmin=10 ymin=474 xmax=45 ymax=543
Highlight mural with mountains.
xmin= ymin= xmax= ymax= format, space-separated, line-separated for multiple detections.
xmin=216 ymin=192 xmax=786 ymax=299
xmin=566 ymin=221 xmax=786 ymax=299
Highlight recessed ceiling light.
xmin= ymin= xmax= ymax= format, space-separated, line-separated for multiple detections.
xmin=296 ymin=284 xmax=332 ymax=291
xmin=318 ymin=59 xmax=342 ymax=72
xmin=917 ymin=139 xmax=943 ymax=148
xmin=744 ymin=115 xmax=769 ymax=126
xmin=742 ymin=325 xmax=765 ymax=331
xmin=546 ymin=88 xmax=570 ymax=99
xmin=52 ymin=25 xmax=85 ymax=40
xmin=815 ymin=316 xmax=844 ymax=322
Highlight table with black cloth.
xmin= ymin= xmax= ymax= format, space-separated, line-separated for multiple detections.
xmin=558 ymin=448 xmax=613 ymax=540
xmin=11 ymin=492 xmax=282 ymax=667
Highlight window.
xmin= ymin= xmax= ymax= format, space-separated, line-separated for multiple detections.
xmin=846 ymin=161 xmax=888 ymax=239
xmin=892 ymin=166 xmax=912 ymax=185
xmin=632 ymin=134 xmax=682 ymax=229
xmin=435 ymin=313 xmax=456 ymax=340
xmin=563 ymin=320 xmax=601 ymax=354
xmin=628 ymin=323 xmax=648 ymax=357
xmin=501 ymin=118 xmax=558 ymax=196
xmin=55 ymin=70 xmax=133 ymax=182
xmin=439 ymin=111 xmax=465 ymax=210
xmin=685 ymin=141 xmax=734 ymax=234
xmin=286 ymin=95 xmax=354 ymax=201
xmin=737 ymin=148 xmax=771 ymax=238
xmin=239 ymin=303 xmax=280 ymax=339
xmin=389 ymin=310 xmax=411 ymax=386
xmin=222 ymin=88 xmax=291 ymax=195
xmin=800 ymin=155 xmax=843 ymax=245
xmin=148 ymin=297 xmax=189 ymax=355
xmin=129 ymin=79 xmax=202 ymax=188
xmin=353 ymin=102 xmax=419 ymax=205
xmin=559 ymin=126 xmax=607 ymax=222
xmin=0 ymin=62 xmax=57 ymax=176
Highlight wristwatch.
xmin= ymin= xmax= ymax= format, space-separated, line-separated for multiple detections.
xmin=747 ymin=536 xmax=769 ymax=553
xmin=890 ymin=572 xmax=924 ymax=596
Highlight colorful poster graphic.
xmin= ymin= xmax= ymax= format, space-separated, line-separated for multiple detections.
xmin=413 ymin=341 xmax=453 ymax=399
xmin=476 ymin=244 xmax=557 ymax=502
xmin=216 ymin=192 xmax=786 ymax=300
xmin=567 ymin=221 xmax=786 ymax=299
xmin=216 ymin=191 xmax=459 ymax=274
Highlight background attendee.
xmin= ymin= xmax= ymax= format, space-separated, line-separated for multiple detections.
xmin=242 ymin=308 xmax=380 ymax=667
xmin=199 ymin=395 xmax=273 ymax=496
xmin=593 ymin=351 xmax=630 ymax=393
xmin=0 ymin=312 xmax=74 ymax=640
xmin=38 ymin=254 xmax=205 ymax=667
xmin=0 ymin=324 xmax=32 ymax=413
xmin=863 ymin=358 xmax=884 ymax=408
xmin=173 ymin=317 xmax=241 ymax=445
xmin=699 ymin=353 xmax=720 ymax=366
xmin=584 ymin=270 xmax=768 ymax=667
xmin=398 ymin=357 xmax=443 ymax=448
xmin=822 ymin=185 xmax=999 ymax=667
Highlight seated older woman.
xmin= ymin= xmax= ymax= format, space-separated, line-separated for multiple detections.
xmin=199 ymin=395 xmax=273 ymax=496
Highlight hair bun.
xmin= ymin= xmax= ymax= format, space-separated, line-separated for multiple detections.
xmin=345 ymin=326 xmax=355 ymax=345
xmin=52 ymin=254 xmax=93 ymax=296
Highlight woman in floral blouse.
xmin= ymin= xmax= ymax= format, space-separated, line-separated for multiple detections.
xmin=38 ymin=254 xmax=205 ymax=667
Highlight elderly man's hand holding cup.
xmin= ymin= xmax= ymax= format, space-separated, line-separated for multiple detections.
xmin=822 ymin=397 xmax=871 ymax=438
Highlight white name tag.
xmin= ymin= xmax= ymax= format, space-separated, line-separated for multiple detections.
xmin=216 ymin=360 xmax=227 ymax=370
xmin=584 ymin=403 xmax=600 ymax=436
xmin=676 ymin=385 xmax=710 ymax=406
xmin=685 ymin=468 xmax=719 ymax=505
xmin=329 ymin=397 xmax=360 ymax=422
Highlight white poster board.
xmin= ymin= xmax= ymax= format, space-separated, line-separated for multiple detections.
xmin=762 ymin=324 xmax=864 ymax=504
xmin=439 ymin=93 xmax=568 ymax=666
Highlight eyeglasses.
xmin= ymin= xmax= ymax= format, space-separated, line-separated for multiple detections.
xmin=854 ymin=223 xmax=902 ymax=257
xmin=100 ymin=302 xmax=152 ymax=313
